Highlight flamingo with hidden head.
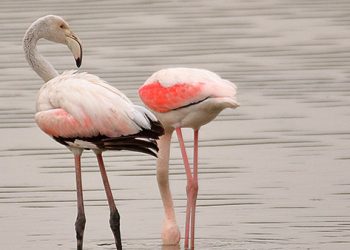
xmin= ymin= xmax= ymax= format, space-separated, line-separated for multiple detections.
xmin=139 ymin=68 xmax=239 ymax=249
xmin=23 ymin=15 xmax=164 ymax=250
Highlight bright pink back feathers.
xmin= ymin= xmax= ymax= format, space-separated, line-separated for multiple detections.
xmin=139 ymin=68 xmax=238 ymax=113
xmin=139 ymin=81 xmax=204 ymax=113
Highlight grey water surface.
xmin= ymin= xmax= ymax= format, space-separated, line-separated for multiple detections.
xmin=1 ymin=0 xmax=350 ymax=249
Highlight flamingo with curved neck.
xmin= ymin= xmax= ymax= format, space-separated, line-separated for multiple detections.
xmin=23 ymin=15 xmax=164 ymax=250
xmin=139 ymin=68 xmax=239 ymax=249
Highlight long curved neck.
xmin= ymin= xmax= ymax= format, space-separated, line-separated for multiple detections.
xmin=23 ymin=25 xmax=58 ymax=82
xmin=157 ymin=131 xmax=177 ymax=222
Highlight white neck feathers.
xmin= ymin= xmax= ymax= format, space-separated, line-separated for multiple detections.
xmin=23 ymin=21 xmax=58 ymax=82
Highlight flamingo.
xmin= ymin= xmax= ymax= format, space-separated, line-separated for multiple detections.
xmin=138 ymin=68 xmax=239 ymax=249
xmin=23 ymin=15 xmax=164 ymax=250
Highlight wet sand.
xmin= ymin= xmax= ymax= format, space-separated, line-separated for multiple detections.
xmin=1 ymin=0 xmax=350 ymax=249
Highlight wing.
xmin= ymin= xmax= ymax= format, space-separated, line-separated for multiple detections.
xmin=36 ymin=71 xmax=156 ymax=138
xmin=139 ymin=68 xmax=238 ymax=112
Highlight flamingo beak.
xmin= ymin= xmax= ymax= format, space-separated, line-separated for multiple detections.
xmin=65 ymin=32 xmax=82 ymax=68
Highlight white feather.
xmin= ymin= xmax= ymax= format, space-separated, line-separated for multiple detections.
xmin=36 ymin=71 xmax=154 ymax=138
xmin=144 ymin=68 xmax=236 ymax=89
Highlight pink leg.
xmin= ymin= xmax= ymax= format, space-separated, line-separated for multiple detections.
xmin=175 ymin=128 xmax=193 ymax=249
xmin=95 ymin=152 xmax=122 ymax=250
xmin=73 ymin=149 xmax=86 ymax=250
xmin=190 ymin=129 xmax=199 ymax=249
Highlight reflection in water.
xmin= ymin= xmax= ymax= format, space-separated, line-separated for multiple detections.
xmin=1 ymin=0 xmax=350 ymax=249
xmin=162 ymin=244 xmax=180 ymax=250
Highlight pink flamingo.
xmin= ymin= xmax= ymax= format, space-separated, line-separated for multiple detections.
xmin=23 ymin=15 xmax=163 ymax=250
xmin=139 ymin=68 xmax=239 ymax=249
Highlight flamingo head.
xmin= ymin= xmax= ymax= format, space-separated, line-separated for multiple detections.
xmin=32 ymin=15 xmax=83 ymax=67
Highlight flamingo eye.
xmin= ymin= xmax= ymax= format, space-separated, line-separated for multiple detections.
xmin=60 ymin=24 xmax=65 ymax=29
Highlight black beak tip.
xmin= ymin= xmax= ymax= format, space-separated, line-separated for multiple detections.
xmin=76 ymin=57 xmax=82 ymax=68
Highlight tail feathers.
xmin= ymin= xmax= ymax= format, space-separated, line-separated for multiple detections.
xmin=99 ymin=117 xmax=164 ymax=157
xmin=102 ymin=137 xmax=158 ymax=151
xmin=102 ymin=140 xmax=158 ymax=157
xmin=132 ymin=105 xmax=159 ymax=130
xmin=137 ymin=118 xmax=164 ymax=139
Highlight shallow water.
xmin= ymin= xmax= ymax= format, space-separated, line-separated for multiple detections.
xmin=1 ymin=0 xmax=350 ymax=249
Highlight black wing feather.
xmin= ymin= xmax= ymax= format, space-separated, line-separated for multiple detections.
xmin=53 ymin=116 xmax=164 ymax=157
